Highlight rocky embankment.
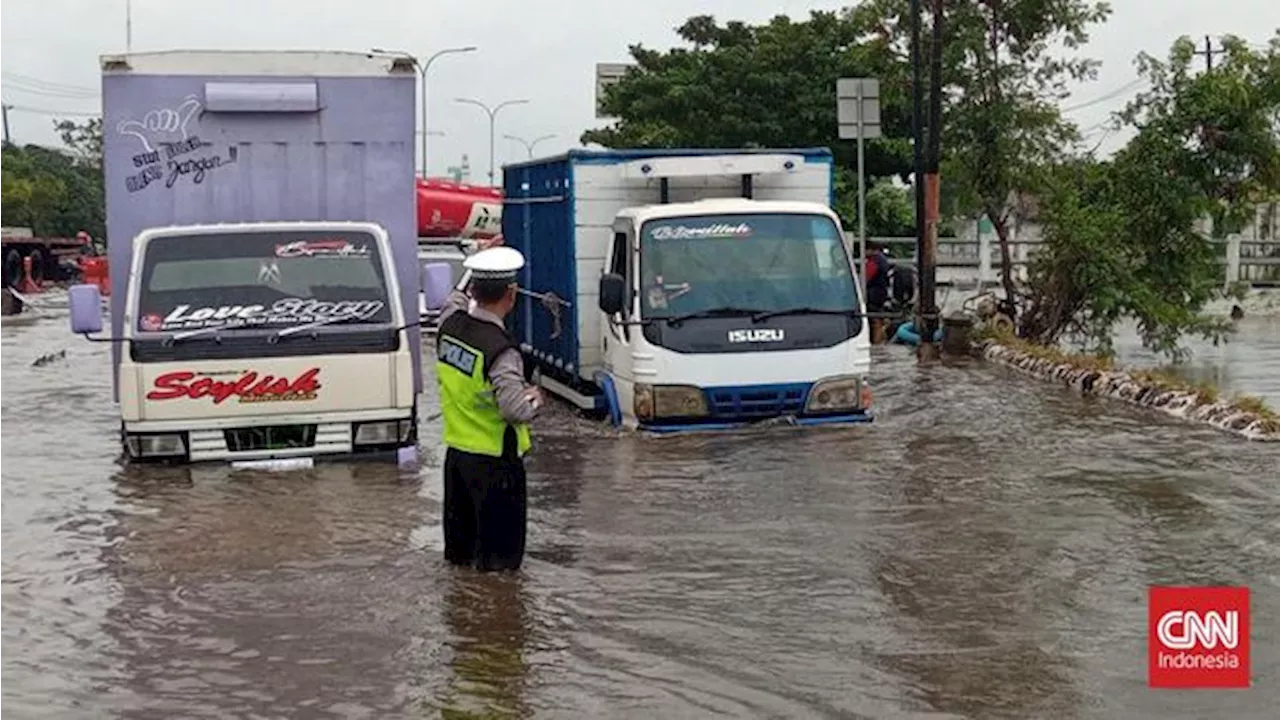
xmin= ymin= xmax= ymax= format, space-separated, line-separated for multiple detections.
xmin=976 ymin=339 xmax=1280 ymax=441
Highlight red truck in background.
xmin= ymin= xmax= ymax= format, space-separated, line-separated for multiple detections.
xmin=416 ymin=177 xmax=502 ymax=240
xmin=1 ymin=226 xmax=98 ymax=289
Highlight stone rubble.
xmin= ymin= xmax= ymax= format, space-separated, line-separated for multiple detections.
xmin=976 ymin=339 xmax=1280 ymax=442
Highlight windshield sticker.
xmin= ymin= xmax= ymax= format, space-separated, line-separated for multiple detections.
xmin=258 ymin=260 xmax=282 ymax=285
xmin=147 ymin=367 xmax=321 ymax=404
xmin=651 ymin=223 xmax=753 ymax=241
xmin=140 ymin=314 xmax=164 ymax=332
xmin=144 ymin=297 xmax=386 ymax=331
xmin=274 ymin=239 xmax=371 ymax=258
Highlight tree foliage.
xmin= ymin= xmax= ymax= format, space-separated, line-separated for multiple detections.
xmin=1020 ymin=34 xmax=1280 ymax=359
xmin=847 ymin=0 xmax=1111 ymax=315
xmin=581 ymin=12 xmax=916 ymax=235
xmin=2 ymin=117 xmax=105 ymax=240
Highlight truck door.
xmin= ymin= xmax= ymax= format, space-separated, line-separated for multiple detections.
xmin=601 ymin=222 xmax=635 ymax=383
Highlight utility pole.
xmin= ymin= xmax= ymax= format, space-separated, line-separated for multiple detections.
xmin=909 ymin=0 xmax=933 ymax=359
xmin=504 ymin=133 xmax=556 ymax=159
xmin=917 ymin=0 xmax=945 ymax=360
xmin=126 ymin=0 xmax=132 ymax=52
xmin=1194 ymin=35 xmax=1226 ymax=71
xmin=2 ymin=104 xmax=12 ymax=146
xmin=455 ymin=97 xmax=530 ymax=185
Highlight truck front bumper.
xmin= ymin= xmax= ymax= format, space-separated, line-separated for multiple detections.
xmin=639 ymin=411 xmax=873 ymax=434
xmin=629 ymin=377 xmax=874 ymax=433
xmin=121 ymin=408 xmax=417 ymax=464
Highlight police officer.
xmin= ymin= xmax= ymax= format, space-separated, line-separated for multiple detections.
xmin=435 ymin=245 xmax=544 ymax=572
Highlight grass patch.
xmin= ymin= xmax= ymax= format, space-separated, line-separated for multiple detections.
xmin=978 ymin=327 xmax=1278 ymax=429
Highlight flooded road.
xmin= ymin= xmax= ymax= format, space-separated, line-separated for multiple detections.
xmin=3 ymin=302 xmax=1278 ymax=719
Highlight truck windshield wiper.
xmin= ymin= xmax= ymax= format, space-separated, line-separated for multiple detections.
xmin=750 ymin=307 xmax=861 ymax=322
xmin=661 ymin=307 xmax=762 ymax=327
xmin=163 ymin=326 xmax=223 ymax=346
xmin=269 ymin=313 xmax=366 ymax=341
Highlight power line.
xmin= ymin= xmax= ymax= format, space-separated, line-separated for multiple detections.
xmin=2 ymin=71 xmax=97 ymax=94
xmin=1061 ymin=77 xmax=1148 ymax=113
xmin=1 ymin=103 xmax=100 ymax=117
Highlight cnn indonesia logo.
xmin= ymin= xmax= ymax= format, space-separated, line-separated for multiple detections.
xmin=1148 ymin=586 xmax=1250 ymax=689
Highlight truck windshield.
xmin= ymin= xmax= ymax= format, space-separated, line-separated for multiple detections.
xmin=638 ymin=213 xmax=858 ymax=318
xmin=136 ymin=230 xmax=393 ymax=334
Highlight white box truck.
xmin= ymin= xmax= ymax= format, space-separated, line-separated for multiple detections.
xmin=477 ymin=148 xmax=874 ymax=431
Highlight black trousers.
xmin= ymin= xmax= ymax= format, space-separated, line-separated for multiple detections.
xmin=443 ymin=446 xmax=527 ymax=571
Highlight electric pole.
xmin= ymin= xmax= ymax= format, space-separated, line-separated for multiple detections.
xmin=910 ymin=0 xmax=945 ymax=361
xmin=1194 ymin=35 xmax=1226 ymax=72
xmin=2 ymin=104 xmax=12 ymax=146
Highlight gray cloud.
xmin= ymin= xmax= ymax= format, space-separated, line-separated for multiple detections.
xmin=2 ymin=0 xmax=1276 ymax=173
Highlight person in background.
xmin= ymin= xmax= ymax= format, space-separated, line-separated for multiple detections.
xmin=435 ymin=240 xmax=543 ymax=572
xmin=865 ymin=241 xmax=892 ymax=312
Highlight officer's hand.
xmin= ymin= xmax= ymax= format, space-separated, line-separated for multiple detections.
xmin=524 ymin=386 xmax=545 ymax=409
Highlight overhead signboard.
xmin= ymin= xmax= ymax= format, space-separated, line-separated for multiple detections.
xmin=595 ymin=62 xmax=633 ymax=119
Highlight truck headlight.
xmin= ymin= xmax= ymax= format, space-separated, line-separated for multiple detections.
xmin=125 ymin=433 xmax=187 ymax=458
xmin=805 ymin=376 xmax=870 ymax=413
xmin=354 ymin=419 xmax=413 ymax=445
xmin=634 ymin=383 xmax=709 ymax=420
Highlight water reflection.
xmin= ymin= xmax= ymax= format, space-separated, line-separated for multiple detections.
xmin=96 ymin=461 xmax=433 ymax=717
xmin=436 ymin=570 xmax=533 ymax=719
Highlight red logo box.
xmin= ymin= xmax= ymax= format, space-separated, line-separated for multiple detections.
xmin=1148 ymin=586 xmax=1250 ymax=689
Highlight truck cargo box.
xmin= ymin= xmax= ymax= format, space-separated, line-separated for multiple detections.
xmin=101 ymin=50 xmax=418 ymax=398
xmin=501 ymin=148 xmax=835 ymax=391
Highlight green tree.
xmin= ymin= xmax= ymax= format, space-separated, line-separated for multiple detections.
xmin=847 ymin=0 xmax=1112 ymax=318
xmin=0 ymin=117 xmax=105 ymax=239
xmin=582 ymin=12 xmax=916 ymax=236
xmin=1020 ymin=35 xmax=1280 ymax=359
xmin=56 ymin=117 xmax=103 ymax=167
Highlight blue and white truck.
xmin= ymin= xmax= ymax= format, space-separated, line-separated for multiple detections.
xmin=498 ymin=148 xmax=873 ymax=431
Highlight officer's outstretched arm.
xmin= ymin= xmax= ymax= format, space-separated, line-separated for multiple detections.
xmin=488 ymin=349 xmax=538 ymax=424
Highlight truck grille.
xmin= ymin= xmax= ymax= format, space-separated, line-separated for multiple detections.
xmin=224 ymin=424 xmax=317 ymax=452
xmin=706 ymin=384 xmax=809 ymax=419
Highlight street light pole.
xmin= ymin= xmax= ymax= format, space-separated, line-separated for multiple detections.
xmin=372 ymin=45 xmax=476 ymax=175
xmin=455 ymin=97 xmax=530 ymax=185
xmin=504 ymin=133 xmax=557 ymax=159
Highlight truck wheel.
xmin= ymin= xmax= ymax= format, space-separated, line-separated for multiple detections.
xmin=27 ymin=248 xmax=47 ymax=285
xmin=3 ymin=249 xmax=21 ymax=288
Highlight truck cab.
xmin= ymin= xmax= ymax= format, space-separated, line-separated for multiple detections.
xmin=71 ymin=221 xmax=417 ymax=463
xmin=596 ymin=199 xmax=871 ymax=430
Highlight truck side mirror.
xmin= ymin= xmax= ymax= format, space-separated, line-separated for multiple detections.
xmin=68 ymin=283 xmax=104 ymax=334
xmin=598 ymin=273 xmax=626 ymax=316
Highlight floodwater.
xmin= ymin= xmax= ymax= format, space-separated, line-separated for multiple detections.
xmin=3 ymin=299 xmax=1278 ymax=719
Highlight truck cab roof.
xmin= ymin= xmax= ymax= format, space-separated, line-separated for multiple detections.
xmin=617 ymin=199 xmax=839 ymax=227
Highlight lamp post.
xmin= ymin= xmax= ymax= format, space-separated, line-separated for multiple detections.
xmin=504 ymin=133 xmax=557 ymax=159
xmin=372 ymin=45 xmax=477 ymax=175
xmin=455 ymin=97 xmax=530 ymax=185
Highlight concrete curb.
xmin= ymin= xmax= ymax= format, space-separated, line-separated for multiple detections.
xmin=976 ymin=339 xmax=1280 ymax=442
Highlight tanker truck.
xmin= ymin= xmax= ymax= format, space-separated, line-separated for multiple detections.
xmin=414 ymin=178 xmax=501 ymax=330
xmin=426 ymin=148 xmax=873 ymax=432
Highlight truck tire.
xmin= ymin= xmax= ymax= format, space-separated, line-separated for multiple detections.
xmin=3 ymin=249 xmax=21 ymax=288
xmin=27 ymin=248 xmax=47 ymax=285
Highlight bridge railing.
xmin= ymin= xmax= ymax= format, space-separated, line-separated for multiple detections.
xmin=847 ymin=232 xmax=1280 ymax=289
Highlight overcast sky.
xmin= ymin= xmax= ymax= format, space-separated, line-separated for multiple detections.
xmin=2 ymin=0 xmax=1277 ymax=179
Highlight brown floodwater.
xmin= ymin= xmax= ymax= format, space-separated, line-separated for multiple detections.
xmin=3 ymin=299 xmax=1278 ymax=719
